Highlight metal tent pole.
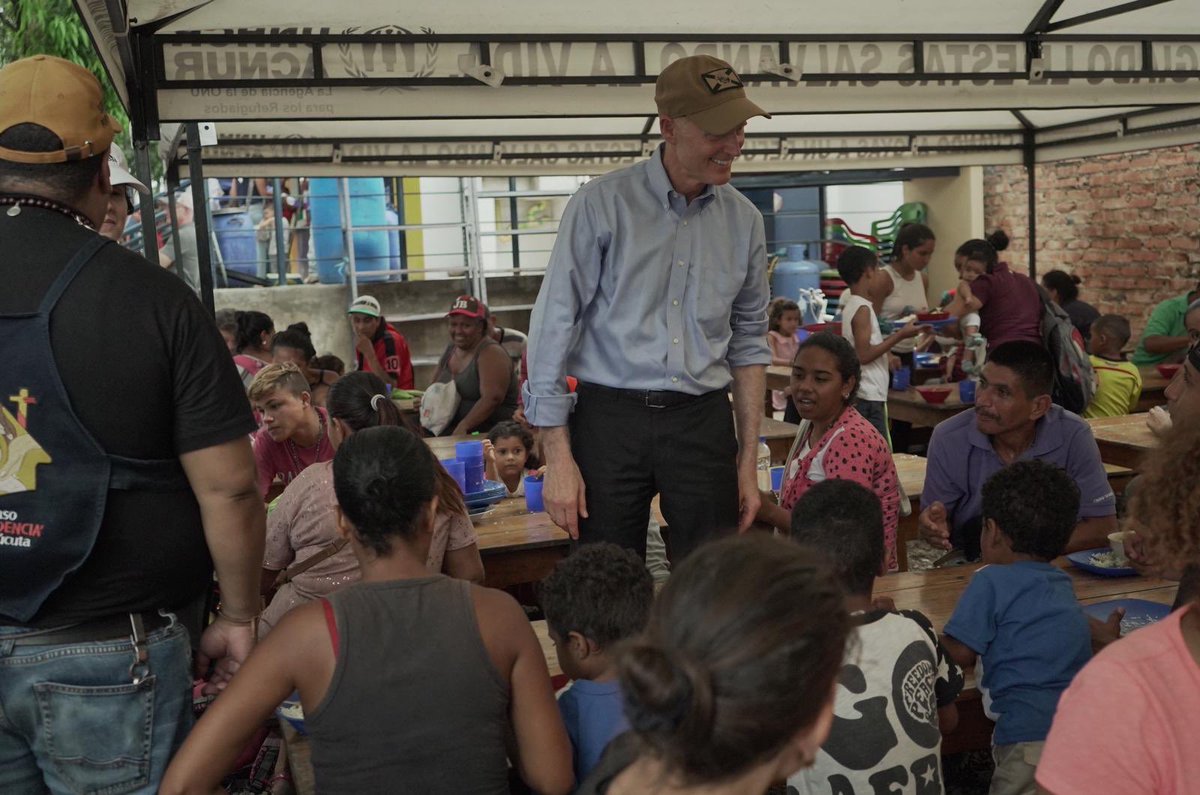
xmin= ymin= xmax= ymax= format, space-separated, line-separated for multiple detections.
xmin=187 ymin=123 xmax=216 ymax=315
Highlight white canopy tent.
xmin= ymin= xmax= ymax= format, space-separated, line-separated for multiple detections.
xmin=74 ymin=0 xmax=1200 ymax=177
xmin=71 ymin=0 xmax=1200 ymax=308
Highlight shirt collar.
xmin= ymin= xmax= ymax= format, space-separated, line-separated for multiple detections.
xmin=646 ymin=143 xmax=715 ymax=212
xmin=966 ymin=405 xmax=1061 ymax=456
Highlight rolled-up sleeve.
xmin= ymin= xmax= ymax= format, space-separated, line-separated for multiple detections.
xmin=1068 ymin=426 xmax=1117 ymax=518
xmin=523 ymin=190 xmax=602 ymax=427
xmin=726 ymin=210 xmax=771 ymax=368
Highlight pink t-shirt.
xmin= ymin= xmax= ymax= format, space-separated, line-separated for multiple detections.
xmin=969 ymin=261 xmax=1043 ymax=350
xmin=1036 ymin=604 xmax=1200 ymax=795
xmin=252 ymin=406 xmax=335 ymax=497
xmin=767 ymin=330 xmax=800 ymax=411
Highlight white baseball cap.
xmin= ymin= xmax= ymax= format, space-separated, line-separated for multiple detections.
xmin=107 ymin=143 xmax=150 ymax=194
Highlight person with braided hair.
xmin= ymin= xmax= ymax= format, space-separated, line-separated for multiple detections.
xmin=578 ymin=534 xmax=851 ymax=794
xmin=257 ymin=371 xmax=482 ymax=638
xmin=163 ymin=424 xmax=572 ymax=795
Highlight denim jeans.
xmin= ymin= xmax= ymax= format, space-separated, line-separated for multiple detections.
xmin=0 ymin=616 xmax=193 ymax=795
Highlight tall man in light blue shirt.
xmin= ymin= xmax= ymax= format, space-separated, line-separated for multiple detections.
xmin=523 ymin=55 xmax=772 ymax=559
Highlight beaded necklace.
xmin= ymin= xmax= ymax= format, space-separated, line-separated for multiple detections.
xmin=0 ymin=194 xmax=95 ymax=230
xmin=285 ymin=410 xmax=326 ymax=475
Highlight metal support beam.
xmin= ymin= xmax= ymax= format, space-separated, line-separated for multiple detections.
xmin=132 ymin=137 xmax=158 ymax=265
xmin=273 ymin=177 xmax=287 ymax=284
xmin=1045 ymin=0 xmax=1172 ymax=33
xmin=186 ymin=123 xmax=216 ymax=315
xmin=1025 ymin=0 xmax=1068 ymax=34
xmin=1024 ymin=130 xmax=1038 ymax=281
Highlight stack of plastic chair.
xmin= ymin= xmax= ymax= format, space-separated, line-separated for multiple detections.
xmin=822 ymin=217 xmax=881 ymax=268
xmin=872 ymin=202 xmax=927 ymax=262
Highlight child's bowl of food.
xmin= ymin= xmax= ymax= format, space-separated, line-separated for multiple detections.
xmin=913 ymin=352 xmax=940 ymax=369
xmin=915 ymin=385 xmax=953 ymax=405
xmin=914 ymin=312 xmax=957 ymax=332
xmin=1108 ymin=530 xmax=1136 ymax=566
xmin=1156 ymin=363 xmax=1181 ymax=380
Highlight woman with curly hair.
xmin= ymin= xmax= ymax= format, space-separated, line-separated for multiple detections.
xmin=1036 ymin=417 xmax=1200 ymax=795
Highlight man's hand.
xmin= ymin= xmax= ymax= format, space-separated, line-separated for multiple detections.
xmin=196 ymin=616 xmax=256 ymax=696
xmin=354 ymin=334 xmax=374 ymax=356
xmin=737 ymin=463 xmax=761 ymax=534
xmin=919 ymin=501 xmax=952 ymax=549
xmin=543 ymin=454 xmax=587 ymax=539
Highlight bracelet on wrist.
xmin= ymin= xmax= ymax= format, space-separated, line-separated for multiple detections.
xmin=215 ymin=604 xmax=259 ymax=625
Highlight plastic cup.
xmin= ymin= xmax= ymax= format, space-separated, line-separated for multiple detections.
xmin=891 ymin=366 xmax=911 ymax=391
xmin=958 ymin=379 xmax=977 ymax=403
xmin=770 ymin=466 xmax=785 ymax=493
xmin=455 ymin=440 xmax=486 ymax=493
xmin=455 ymin=440 xmax=484 ymax=460
xmin=442 ymin=459 xmax=466 ymax=494
xmin=524 ymin=475 xmax=545 ymax=513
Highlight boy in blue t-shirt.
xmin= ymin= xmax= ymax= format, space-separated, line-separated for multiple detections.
xmin=539 ymin=543 xmax=653 ymax=784
xmin=789 ymin=479 xmax=964 ymax=795
xmin=942 ymin=460 xmax=1092 ymax=795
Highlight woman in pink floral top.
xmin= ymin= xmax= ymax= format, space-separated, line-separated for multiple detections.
xmin=756 ymin=333 xmax=901 ymax=571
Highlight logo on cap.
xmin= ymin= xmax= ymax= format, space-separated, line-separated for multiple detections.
xmin=701 ymin=68 xmax=744 ymax=94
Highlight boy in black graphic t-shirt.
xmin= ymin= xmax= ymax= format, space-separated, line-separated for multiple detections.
xmin=788 ymin=480 xmax=963 ymax=795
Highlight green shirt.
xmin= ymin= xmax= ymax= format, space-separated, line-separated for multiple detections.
xmin=1132 ymin=294 xmax=1192 ymax=366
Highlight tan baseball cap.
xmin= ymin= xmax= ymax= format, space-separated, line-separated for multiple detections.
xmin=0 ymin=55 xmax=122 ymax=164
xmin=654 ymin=55 xmax=770 ymax=135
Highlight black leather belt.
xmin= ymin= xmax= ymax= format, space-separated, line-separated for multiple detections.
xmin=4 ymin=611 xmax=171 ymax=647
xmin=577 ymin=382 xmax=716 ymax=409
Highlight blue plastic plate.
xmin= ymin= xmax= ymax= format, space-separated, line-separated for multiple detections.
xmin=464 ymin=480 xmax=507 ymax=505
xmin=1066 ymin=548 xmax=1137 ymax=577
xmin=1082 ymin=599 xmax=1171 ymax=635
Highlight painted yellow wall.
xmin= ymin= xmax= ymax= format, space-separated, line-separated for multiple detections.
xmin=903 ymin=168 xmax=985 ymax=306
xmin=402 ymin=177 xmax=424 ymax=281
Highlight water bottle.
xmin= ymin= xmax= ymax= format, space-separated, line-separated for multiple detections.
xmin=756 ymin=436 xmax=772 ymax=492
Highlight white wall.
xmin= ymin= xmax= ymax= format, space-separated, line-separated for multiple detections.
xmin=824 ymin=182 xmax=906 ymax=239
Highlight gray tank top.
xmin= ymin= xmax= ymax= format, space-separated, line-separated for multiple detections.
xmin=306 ymin=576 xmax=511 ymax=794
xmin=436 ymin=338 xmax=519 ymax=432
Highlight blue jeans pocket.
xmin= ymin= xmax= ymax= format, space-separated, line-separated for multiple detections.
xmin=33 ymin=675 xmax=156 ymax=795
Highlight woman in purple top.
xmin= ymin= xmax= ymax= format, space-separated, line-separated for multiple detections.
xmin=946 ymin=231 xmax=1043 ymax=351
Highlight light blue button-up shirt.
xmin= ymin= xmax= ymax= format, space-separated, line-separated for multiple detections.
xmin=523 ymin=144 xmax=771 ymax=427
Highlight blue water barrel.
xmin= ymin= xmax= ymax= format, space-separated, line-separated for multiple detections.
xmin=309 ymin=178 xmax=391 ymax=284
xmin=211 ymin=209 xmax=258 ymax=288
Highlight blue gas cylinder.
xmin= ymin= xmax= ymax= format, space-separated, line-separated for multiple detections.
xmin=771 ymin=245 xmax=823 ymax=317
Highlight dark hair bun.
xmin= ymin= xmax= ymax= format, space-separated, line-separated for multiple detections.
xmin=287 ymin=321 xmax=312 ymax=337
xmin=1071 ymin=274 xmax=1082 ymax=285
xmin=986 ymin=229 xmax=1010 ymax=251
xmin=621 ymin=643 xmax=713 ymax=742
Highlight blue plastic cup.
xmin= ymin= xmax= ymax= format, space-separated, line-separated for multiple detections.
xmin=770 ymin=466 xmax=785 ymax=493
xmin=959 ymin=379 xmax=977 ymax=403
xmin=455 ymin=440 xmax=485 ymax=493
xmin=891 ymin=366 xmax=911 ymax=391
xmin=442 ymin=459 xmax=466 ymax=493
xmin=524 ymin=475 xmax=545 ymax=513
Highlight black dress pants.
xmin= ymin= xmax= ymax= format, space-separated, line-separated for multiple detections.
xmin=570 ymin=383 xmax=739 ymax=562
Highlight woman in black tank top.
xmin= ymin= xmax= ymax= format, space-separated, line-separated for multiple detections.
xmin=161 ymin=426 xmax=572 ymax=795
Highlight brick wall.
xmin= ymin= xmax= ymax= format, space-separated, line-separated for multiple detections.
xmin=983 ymin=144 xmax=1200 ymax=334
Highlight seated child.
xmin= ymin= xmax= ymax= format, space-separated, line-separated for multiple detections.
xmin=1083 ymin=314 xmax=1142 ymax=419
xmin=250 ymin=362 xmax=335 ymax=498
xmin=484 ymin=420 xmax=542 ymax=496
xmin=540 ymin=543 xmax=654 ymax=784
xmin=941 ymin=253 xmax=985 ymax=382
xmin=161 ymin=426 xmax=573 ymax=795
xmin=941 ymin=460 xmax=1092 ymax=795
xmin=768 ymin=298 xmax=802 ymax=414
xmin=788 ymin=479 xmax=963 ymax=794
xmin=837 ymin=246 xmax=924 ymax=441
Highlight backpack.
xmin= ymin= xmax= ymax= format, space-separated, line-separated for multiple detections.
xmin=1037 ymin=285 xmax=1097 ymax=414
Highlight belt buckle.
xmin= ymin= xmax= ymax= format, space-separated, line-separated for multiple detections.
xmin=644 ymin=390 xmax=669 ymax=409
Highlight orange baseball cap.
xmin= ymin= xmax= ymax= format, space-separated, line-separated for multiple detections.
xmin=654 ymin=55 xmax=770 ymax=135
xmin=0 ymin=55 xmax=122 ymax=164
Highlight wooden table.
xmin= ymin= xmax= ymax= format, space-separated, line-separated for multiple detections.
xmin=887 ymin=388 xmax=971 ymax=428
xmin=1085 ymin=414 xmax=1159 ymax=470
xmin=471 ymin=497 xmax=571 ymax=589
xmin=766 ymin=365 xmax=791 ymax=393
xmin=893 ymin=454 xmax=926 ymax=572
xmin=759 ymin=417 xmax=800 ymax=465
